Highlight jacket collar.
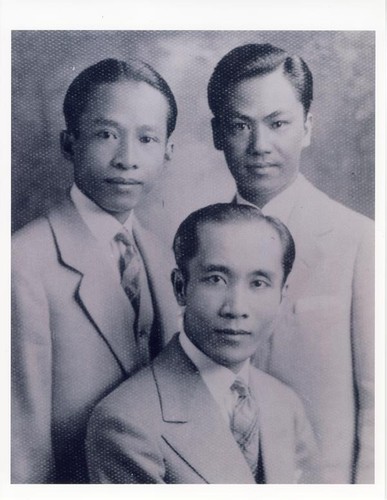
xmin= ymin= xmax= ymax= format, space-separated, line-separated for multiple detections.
xmin=152 ymin=336 xmax=256 ymax=484
xmin=47 ymin=197 xmax=172 ymax=375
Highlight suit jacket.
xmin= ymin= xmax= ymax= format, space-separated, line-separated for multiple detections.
xmin=11 ymin=196 xmax=179 ymax=483
xmin=237 ymin=175 xmax=374 ymax=484
xmin=86 ymin=334 xmax=320 ymax=484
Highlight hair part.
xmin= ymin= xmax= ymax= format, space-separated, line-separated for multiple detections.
xmin=63 ymin=58 xmax=177 ymax=138
xmin=173 ymin=203 xmax=296 ymax=285
xmin=208 ymin=43 xmax=313 ymax=118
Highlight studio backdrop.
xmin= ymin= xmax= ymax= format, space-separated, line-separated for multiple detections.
xmin=12 ymin=30 xmax=375 ymax=244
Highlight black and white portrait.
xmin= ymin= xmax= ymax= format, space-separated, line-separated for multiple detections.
xmin=5 ymin=2 xmax=383 ymax=499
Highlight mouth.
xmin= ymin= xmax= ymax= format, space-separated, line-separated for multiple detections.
xmin=246 ymin=163 xmax=279 ymax=169
xmin=105 ymin=177 xmax=143 ymax=186
xmin=214 ymin=329 xmax=251 ymax=336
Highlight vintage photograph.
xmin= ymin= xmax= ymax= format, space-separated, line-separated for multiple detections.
xmin=11 ymin=29 xmax=375 ymax=489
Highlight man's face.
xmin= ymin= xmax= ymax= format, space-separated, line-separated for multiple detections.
xmin=62 ymin=81 xmax=172 ymax=223
xmin=174 ymin=220 xmax=284 ymax=373
xmin=212 ymin=68 xmax=312 ymax=206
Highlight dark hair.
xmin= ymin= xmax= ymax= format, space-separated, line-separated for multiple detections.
xmin=63 ymin=58 xmax=177 ymax=138
xmin=173 ymin=203 xmax=296 ymax=285
xmin=208 ymin=43 xmax=313 ymax=118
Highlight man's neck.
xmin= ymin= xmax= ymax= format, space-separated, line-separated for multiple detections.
xmin=237 ymin=176 xmax=299 ymax=209
xmin=238 ymin=190 xmax=273 ymax=209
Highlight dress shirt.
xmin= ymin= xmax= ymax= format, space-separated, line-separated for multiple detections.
xmin=70 ymin=184 xmax=134 ymax=282
xmin=179 ymin=331 xmax=251 ymax=424
xmin=236 ymin=173 xmax=305 ymax=224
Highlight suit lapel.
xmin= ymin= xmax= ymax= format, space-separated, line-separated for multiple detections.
xmin=153 ymin=337 xmax=255 ymax=484
xmin=285 ymin=177 xmax=335 ymax=295
xmin=249 ymin=371 xmax=295 ymax=484
xmin=134 ymin=219 xmax=178 ymax=346
xmin=48 ymin=198 xmax=139 ymax=374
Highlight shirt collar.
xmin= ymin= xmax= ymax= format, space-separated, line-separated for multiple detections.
xmin=178 ymin=330 xmax=250 ymax=399
xmin=70 ymin=183 xmax=134 ymax=245
xmin=236 ymin=173 xmax=304 ymax=225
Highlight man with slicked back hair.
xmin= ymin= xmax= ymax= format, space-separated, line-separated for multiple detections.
xmin=12 ymin=58 xmax=179 ymax=483
xmin=208 ymin=43 xmax=374 ymax=484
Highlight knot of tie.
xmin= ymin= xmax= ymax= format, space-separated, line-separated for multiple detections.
xmin=231 ymin=377 xmax=250 ymax=398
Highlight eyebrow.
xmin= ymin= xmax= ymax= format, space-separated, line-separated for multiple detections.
xmin=201 ymin=264 xmax=231 ymax=275
xmin=91 ymin=118 xmax=120 ymax=128
xmin=201 ymin=265 xmax=276 ymax=281
xmin=249 ymin=270 xmax=275 ymax=281
xmin=265 ymin=110 xmax=285 ymax=119
xmin=91 ymin=118 xmax=160 ymax=133
xmin=226 ymin=110 xmax=289 ymax=122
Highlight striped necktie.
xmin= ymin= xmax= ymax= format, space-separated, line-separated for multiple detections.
xmin=230 ymin=377 xmax=260 ymax=478
xmin=115 ymin=230 xmax=141 ymax=316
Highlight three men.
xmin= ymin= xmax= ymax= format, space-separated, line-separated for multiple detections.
xmin=12 ymin=42 xmax=375 ymax=485
xmin=86 ymin=204 xmax=319 ymax=484
xmin=207 ymin=43 xmax=374 ymax=483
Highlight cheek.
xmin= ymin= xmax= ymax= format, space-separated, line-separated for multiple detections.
xmin=75 ymin=145 xmax=106 ymax=170
xmin=279 ymin=133 xmax=306 ymax=158
xmin=225 ymin=138 xmax=245 ymax=158
xmin=248 ymin=290 xmax=282 ymax=316
xmin=141 ymin=163 xmax=165 ymax=192
xmin=186 ymin=289 xmax=220 ymax=321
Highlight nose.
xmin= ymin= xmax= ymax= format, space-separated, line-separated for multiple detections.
xmin=249 ymin=123 xmax=272 ymax=156
xmin=112 ymin=135 xmax=138 ymax=170
xmin=219 ymin=285 xmax=249 ymax=319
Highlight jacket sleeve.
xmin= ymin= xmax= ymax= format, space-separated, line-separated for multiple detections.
xmin=351 ymin=221 xmax=375 ymax=484
xmin=86 ymin=399 xmax=166 ymax=484
xmin=11 ymin=255 xmax=55 ymax=483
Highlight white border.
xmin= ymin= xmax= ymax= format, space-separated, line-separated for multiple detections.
xmin=1 ymin=1 xmax=385 ymax=499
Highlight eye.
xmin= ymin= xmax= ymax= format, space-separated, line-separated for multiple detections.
xmin=139 ymin=135 xmax=159 ymax=144
xmin=230 ymin=122 xmax=250 ymax=133
xmin=251 ymin=279 xmax=269 ymax=289
xmin=203 ymin=275 xmax=226 ymax=285
xmin=271 ymin=120 xmax=287 ymax=130
xmin=95 ymin=130 xmax=117 ymax=140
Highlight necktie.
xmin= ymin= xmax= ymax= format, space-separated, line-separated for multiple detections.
xmin=115 ymin=231 xmax=141 ymax=316
xmin=230 ymin=378 xmax=260 ymax=477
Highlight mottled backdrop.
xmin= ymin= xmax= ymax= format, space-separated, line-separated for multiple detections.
xmin=12 ymin=31 xmax=375 ymax=244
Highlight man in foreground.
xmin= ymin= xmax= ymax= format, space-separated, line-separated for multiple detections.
xmin=87 ymin=203 xmax=319 ymax=484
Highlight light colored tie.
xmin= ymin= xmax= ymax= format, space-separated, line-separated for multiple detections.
xmin=115 ymin=230 xmax=141 ymax=316
xmin=230 ymin=377 xmax=260 ymax=477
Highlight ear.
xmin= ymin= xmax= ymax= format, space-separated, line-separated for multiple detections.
xmin=171 ymin=268 xmax=187 ymax=307
xmin=211 ymin=117 xmax=224 ymax=151
xmin=302 ymin=112 xmax=313 ymax=149
xmin=60 ymin=130 xmax=76 ymax=161
xmin=164 ymin=140 xmax=174 ymax=162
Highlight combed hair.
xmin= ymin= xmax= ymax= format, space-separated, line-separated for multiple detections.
xmin=173 ymin=203 xmax=296 ymax=285
xmin=63 ymin=58 xmax=177 ymax=138
xmin=208 ymin=43 xmax=313 ymax=118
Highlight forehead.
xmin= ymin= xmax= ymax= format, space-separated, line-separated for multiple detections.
xmin=194 ymin=220 xmax=284 ymax=273
xmin=80 ymin=80 xmax=169 ymax=127
xmin=225 ymin=68 xmax=302 ymax=115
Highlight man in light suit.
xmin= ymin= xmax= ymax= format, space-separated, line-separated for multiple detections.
xmin=86 ymin=204 xmax=319 ymax=484
xmin=207 ymin=43 xmax=374 ymax=483
xmin=12 ymin=58 xmax=179 ymax=483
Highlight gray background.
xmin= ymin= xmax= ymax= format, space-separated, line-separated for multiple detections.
xmin=12 ymin=31 xmax=374 ymax=244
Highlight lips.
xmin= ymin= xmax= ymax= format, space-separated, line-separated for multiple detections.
xmin=105 ymin=177 xmax=143 ymax=185
xmin=246 ymin=163 xmax=279 ymax=169
xmin=214 ymin=329 xmax=251 ymax=336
